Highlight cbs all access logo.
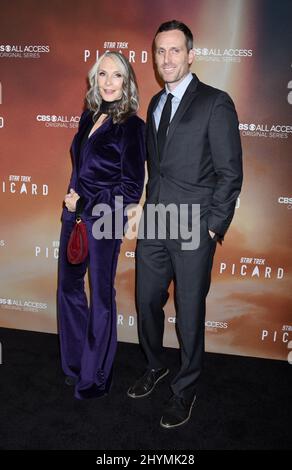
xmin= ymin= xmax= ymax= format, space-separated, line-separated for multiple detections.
xmin=278 ymin=196 xmax=292 ymax=210
xmin=36 ymin=114 xmax=80 ymax=128
xmin=116 ymin=313 xmax=229 ymax=332
xmin=1 ymin=83 xmax=72 ymax=131
xmin=239 ymin=122 xmax=292 ymax=139
xmin=194 ymin=47 xmax=253 ymax=63
xmin=168 ymin=317 xmax=228 ymax=331
xmin=0 ymin=297 xmax=48 ymax=313
xmin=0 ymin=44 xmax=50 ymax=59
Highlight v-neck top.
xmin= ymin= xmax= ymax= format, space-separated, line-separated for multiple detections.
xmin=79 ymin=112 xmax=94 ymax=150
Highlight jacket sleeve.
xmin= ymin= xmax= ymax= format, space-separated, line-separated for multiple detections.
xmin=207 ymin=92 xmax=243 ymax=237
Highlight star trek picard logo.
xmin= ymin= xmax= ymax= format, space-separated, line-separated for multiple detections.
xmin=117 ymin=314 xmax=136 ymax=327
xmin=219 ymin=257 xmax=284 ymax=280
xmin=1 ymin=175 xmax=49 ymax=196
xmin=261 ymin=325 xmax=291 ymax=345
xmin=84 ymin=40 xmax=148 ymax=63
xmin=35 ymin=241 xmax=59 ymax=260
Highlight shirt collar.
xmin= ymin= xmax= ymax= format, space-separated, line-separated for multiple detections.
xmin=165 ymin=72 xmax=193 ymax=100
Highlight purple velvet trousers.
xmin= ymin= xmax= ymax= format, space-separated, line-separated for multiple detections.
xmin=57 ymin=215 xmax=122 ymax=399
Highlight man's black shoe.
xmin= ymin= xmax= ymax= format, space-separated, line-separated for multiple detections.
xmin=160 ymin=394 xmax=196 ymax=428
xmin=127 ymin=368 xmax=169 ymax=398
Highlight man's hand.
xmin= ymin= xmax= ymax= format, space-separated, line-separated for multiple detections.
xmin=64 ymin=188 xmax=80 ymax=212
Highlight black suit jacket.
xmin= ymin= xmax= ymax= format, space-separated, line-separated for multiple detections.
xmin=145 ymin=74 xmax=243 ymax=237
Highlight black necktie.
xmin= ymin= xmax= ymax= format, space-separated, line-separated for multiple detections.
xmin=157 ymin=93 xmax=173 ymax=159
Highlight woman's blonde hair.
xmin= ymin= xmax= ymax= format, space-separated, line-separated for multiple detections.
xmin=86 ymin=51 xmax=139 ymax=123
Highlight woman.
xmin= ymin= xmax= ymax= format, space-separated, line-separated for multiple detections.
xmin=57 ymin=52 xmax=145 ymax=400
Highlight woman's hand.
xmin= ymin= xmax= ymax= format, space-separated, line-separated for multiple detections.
xmin=64 ymin=188 xmax=80 ymax=212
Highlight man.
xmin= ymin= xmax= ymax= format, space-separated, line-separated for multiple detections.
xmin=128 ymin=20 xmax=243 ymax=428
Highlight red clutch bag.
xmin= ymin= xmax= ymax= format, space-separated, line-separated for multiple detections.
xmin=67 ymin=217 xmax=88 ymax=264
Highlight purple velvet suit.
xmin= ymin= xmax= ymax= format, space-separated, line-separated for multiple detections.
xmin=57 ymin=110 xmax=145 ymax=399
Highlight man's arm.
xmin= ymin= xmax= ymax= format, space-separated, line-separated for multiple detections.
xmin=207 ymin=92 xmax=243 ymax=239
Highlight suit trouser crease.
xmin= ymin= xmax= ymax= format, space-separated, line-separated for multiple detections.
xmin=136 ymin=220 xmax=216 ymax=401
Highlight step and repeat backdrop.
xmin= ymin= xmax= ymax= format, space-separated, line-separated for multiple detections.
xmin=0 ymin=0 xmax=291 ymax=361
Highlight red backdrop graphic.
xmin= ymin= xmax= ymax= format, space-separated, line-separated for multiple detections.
xmin=0 ymin=0 xmax=291 ymax=361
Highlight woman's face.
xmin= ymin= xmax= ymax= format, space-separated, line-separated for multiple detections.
xmin=97 ymin=56 xmax=124 ymax=102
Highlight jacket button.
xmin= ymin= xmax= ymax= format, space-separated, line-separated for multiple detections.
xmin=160 ymin=172 xmax=164 ymax=177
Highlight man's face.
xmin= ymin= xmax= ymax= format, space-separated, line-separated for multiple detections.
xmin=154 ymin=29 xmax=194 ymax=90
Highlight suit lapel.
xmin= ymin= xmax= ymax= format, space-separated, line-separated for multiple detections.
xmin=163 ymin=76 xmax=200 ymax=159
xmin=147 ymin=91 xmax=164 ymax=169
xmin=150 ymin=90 xmax=164 ymax=155
xmin=72 ymin=111 xmax=92 ymax=170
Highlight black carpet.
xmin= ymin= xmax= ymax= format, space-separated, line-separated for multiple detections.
xmin=0 ymin=327 xmax=291 ymax=450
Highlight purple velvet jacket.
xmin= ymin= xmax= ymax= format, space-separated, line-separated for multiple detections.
xmin=62 ymin=109 xmax=145 ymax=221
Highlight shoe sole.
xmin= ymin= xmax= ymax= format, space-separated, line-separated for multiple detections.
xmin=127 ymin=369 xmax=170 ymax=399
xmin=160 ymin=395 xmax=197 ymax=429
